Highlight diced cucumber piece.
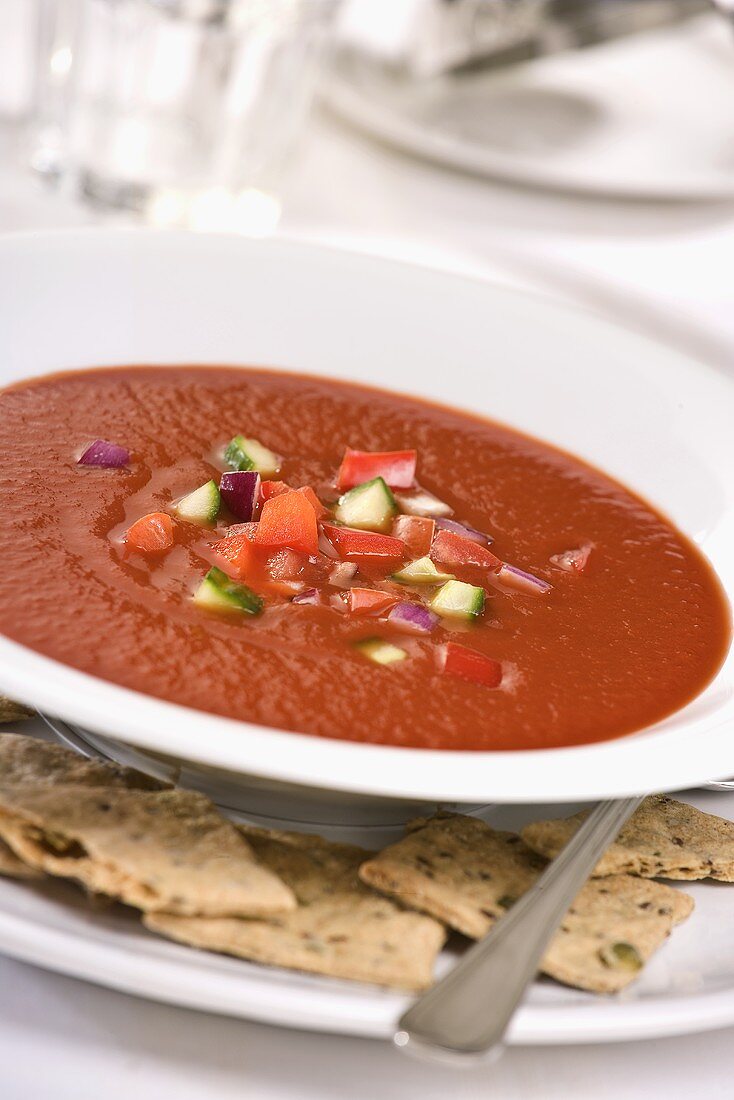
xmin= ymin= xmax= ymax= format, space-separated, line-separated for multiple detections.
xmin=174 ymin=480 xmax=220 ymax=525
xmin=224 ymin=435 xmax=280 ymax=477
xmin=354 ymin=637 xmax=408 ymax=666
xmin=334 ymin=477 xmax=397 ymax=533
xmin=430 ymin=579 xmax=485 ymax=621
xmin=392 ymin=556 xmax=454 ymax=585
xmin=193 ymin=567 xmax=263 ymax=616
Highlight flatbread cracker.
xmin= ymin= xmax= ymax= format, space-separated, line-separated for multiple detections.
xmin=0 ymin=699 xmax=34 ymax=724
xmin=0 ymin=733 xmax=166 ymax=792
xmin=359 ymin=813 xmax=693 ymax=992
xmin=0 ymin=786 xmax=295 ymax=918
xmin=521 ymin=795 xmax=734 ymax=881
xmin=360 ymin=811 xmax=545 ymax=938
xmin=146 ymin=826 xmax=446 ymax=992
xmin=0 ymin=837 xmax=41 ymax=879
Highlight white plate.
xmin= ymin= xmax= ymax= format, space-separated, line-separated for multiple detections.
xmin=0 ymin=754 xmax=732 ymax=1047
xmin=0 ymin=229 xmax=732 ymax=804
xmin=324 ymin=15 xmax=734 ymax=200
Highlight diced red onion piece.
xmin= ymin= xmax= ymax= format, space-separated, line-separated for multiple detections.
xmin=292 ymin=588 xmax=321 ymax=605
xmin=220 ymin=471 xmax=260 ymax=521
xmin=550 ymin=545 xmax=592 ymax=573
xmin=435 ymin=518 xmax=493 ymax=546
xmin=497 ymin=563 xmax=552 ymax=595
xmin=328 ymin=561 xmax=358 ymax=588
xmin=395 ymin=489 xmax=453 ymax=518
xmin=387 ymin=601 xmax=439 ymax=634
xmin=78 ymin=439 xmax=130 ymax=467
xmin=318 ymin=529 xmax=340 ymax=560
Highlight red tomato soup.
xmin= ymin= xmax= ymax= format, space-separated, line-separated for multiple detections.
xmin=0 ymin=366 xmax=729 ymax=751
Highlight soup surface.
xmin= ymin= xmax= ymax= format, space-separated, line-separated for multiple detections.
xmin=0 ymin=366 xmax=729 ymax=751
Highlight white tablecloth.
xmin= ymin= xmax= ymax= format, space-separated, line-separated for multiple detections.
xmin=2 ymin=25 xmax=734 ymax=1096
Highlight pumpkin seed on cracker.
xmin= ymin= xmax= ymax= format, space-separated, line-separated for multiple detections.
xmin=146 ymin=825 xmax=446 ymax=992
xmin=359 ymin=812 xmax=693 ymax=993
xmin=521 ymin=795 xmax=734 ymax=881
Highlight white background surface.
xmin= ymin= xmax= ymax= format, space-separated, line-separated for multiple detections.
xmin=2 ymin=13 xmax=734 ymax=1097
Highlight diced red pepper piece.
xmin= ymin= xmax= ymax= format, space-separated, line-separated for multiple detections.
xmin=337 ymin=449 xmax=417 ymax=490
xmin=392 ymin=515 xmax=435 ymax=558
xmin=298 ymin=485 xmax=328 ymax=520
xmin=442 ymin=643 xmax=502 ymax=688
xmin=430 ymin=529 xmax=502 ymax=572
xmin=321 ymin=523 xmax=406 ymax=563
xmin=212 ymin=532 xmax=258 ymax=580
xmin=255 ymin=491 xmax=318 ymax=556
xmin=347 ymin=588 xmax=399 ymax=616
xmin=261 ymin=480 xmax=291 ymax=502
xmin=126 ymin=512 xmax=174 ymax=555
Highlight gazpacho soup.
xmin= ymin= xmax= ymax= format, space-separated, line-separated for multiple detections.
xmin=0 ymin=366 xmax=729 ymax=751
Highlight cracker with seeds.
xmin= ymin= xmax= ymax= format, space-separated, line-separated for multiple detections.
xmin=0 ymin=733 xmax=166 ymax=792
xmin=0 ymin=699 xmax=34 ymax=724
xmin=0 ymin=785 xmax=295 ymax=918
xmin=146 ymin=826 xmax=446 ymax=992
xmin=359 ymin=813 xmax=693 ymax=992
xmin=0 ymin=837 xmax=41 ymax=879
xmin=521 ymin=795 xmax=734 ymax=881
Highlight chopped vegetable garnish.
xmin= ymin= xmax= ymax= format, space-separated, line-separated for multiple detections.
xmin=292 ymin=588 xmax=321 ymax=606
xmin=193 ymin=567 xmax=263 ymax=615
xmin=298 ymin=485 xmax=328 ymax=520
xmin=260 ymin=480 xmax=290 ymax=501
xmin=430 ymin=530 xmax=502 ymax=573
xmin=334 ymin=477 xmax=398 ymax=533
xmin=224 ymin=434 xmax=280 ymax=477
xmin=550 ymin=545 xmax=592 ymax=574
xmin=255 ymin=490 xmax=318 ymax=556
xmin=392 ymin=556 xmax=454 ymax=585
xmin=442 ymin=642 xmax=502 ymax=687
xmin=174 ymin=480 xmax=220 ymax=525
xmin=392 ymin=515 xmax=435 ymax=558
xmin=430 ymin=579 xmax=485 ymax=621
xmin=337 ymin=449 xmax=416 ymax=491
xmin=387 ymin=602 xmax=438 ymax=635
xmin=347 ymin=588 xmax=398 ymax=616
xmin=321 ymin=524 xmax=406 ymax=563
xmin=394 ymin=488 xmax=452 ymax=518
xmin=212 ymin=531 xmax=257 ymax=581
xmin=354 ymin=637 xmax=408 ymax=666
xmin=78 ymin=439 xmax=130 ymax=468
xmin=497 ymin=563 xmax=552 ymax=596
xmin=435 ymin=517 xmax=493 ymax=546
xmin=221 ymin=522 xmax=258 ymax=539
xmin=220 ymin=471 xmax=260 ymax=521
xmin=328 ymin=561 xmax=358 ymax=588
xmin=125 ymin=512 xmax=174 ymax=555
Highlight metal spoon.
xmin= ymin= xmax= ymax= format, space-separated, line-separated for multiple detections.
xmin=395 ymin=794 xmax=644 ymax=1065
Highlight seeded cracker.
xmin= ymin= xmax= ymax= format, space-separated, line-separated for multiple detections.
xmin=521 ymin=795 xmax=734 ymax=881
xmin=146 ymin=826 xmax=446 ymax=992
xmin=359 ymin=813 xmax=693 ymax=992
xmin=0 ymin=698 xmax=34 ymax=724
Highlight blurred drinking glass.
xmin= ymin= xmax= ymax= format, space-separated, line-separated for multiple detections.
xmin=30 ymin=0 xmax=339 ymax=233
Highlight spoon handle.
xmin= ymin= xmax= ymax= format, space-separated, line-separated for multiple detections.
xmin=395 ymin=795 xmax=644 ymax=1064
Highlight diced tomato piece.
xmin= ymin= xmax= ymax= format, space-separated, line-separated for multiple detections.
xmin=442 ymin=643 xmax=502 ymax=688
xmin=126 ymin=512 xmax=174 ymax=555
xmin=221 ymin=522 xmax=258 ymax=540
xmin=392 ymin=515 xmax=435 ymax=558
xmin=347 ymin=588 xmax=399 ymax=616
xmin=337 ymin=449 xmax=417 ymax=490
xmin=550 ymin=545 xmax=592 ymax=574
xmin=260 ymin=480 xmax=291 ymax=502
xmin=321 ymin=523 xmax=406 ymax=563
xmin=255 ymin=491 xmax=318 ymax=556
xmin=212 ymin=532 xmax=258 ymax=580
xmin=298 ymin=485 xmax=328 ymax=520
xmin=430 ymin=530 xmax=501 ymax=572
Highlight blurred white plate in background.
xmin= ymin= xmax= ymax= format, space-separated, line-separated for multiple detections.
xmin=323 ymin=15 xmax=734 ymax=200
